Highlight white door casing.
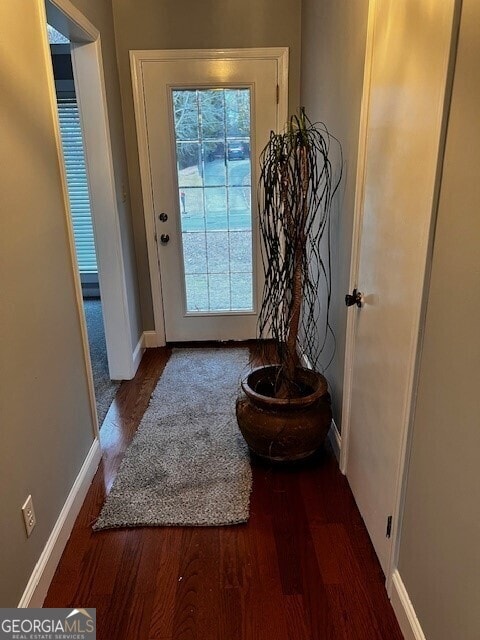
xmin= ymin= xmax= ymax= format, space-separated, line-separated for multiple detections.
xmin=341 ymin=0 xmax=458 ymax=578
xmin=131 ymin=48 xmax=288 ymax=343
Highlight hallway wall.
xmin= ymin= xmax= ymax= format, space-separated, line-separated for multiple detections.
xmin=0 ymin=1 xmax=97 ymax=606
xmin=111 ymin=0 xmax=303 ymax=330
xmin=397 ymin=0 xmax=480 ymax=637
xmin=0 ymin=0 xmax=141 ymax=606
xmin=300 ymin=0 xmax=369 ymax=426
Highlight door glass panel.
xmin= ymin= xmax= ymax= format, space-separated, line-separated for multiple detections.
xmin=172 ymin=88 xmax=253 ymax=313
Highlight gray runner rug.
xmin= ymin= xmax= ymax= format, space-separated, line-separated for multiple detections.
xmin=93 ymin=348 xmax=252 ymax=530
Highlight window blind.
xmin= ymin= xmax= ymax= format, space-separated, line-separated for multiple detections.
xmin=57 ymin=97 xmax=98 ymax=273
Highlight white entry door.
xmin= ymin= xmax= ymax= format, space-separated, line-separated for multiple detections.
xmin=132 ymin=50 xmax=287 ymax=342
xmin=344 ymin=0 xmax=456 ymax=576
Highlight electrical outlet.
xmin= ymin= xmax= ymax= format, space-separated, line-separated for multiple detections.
xmin=22 ymin=495 xmax=36 ymax=537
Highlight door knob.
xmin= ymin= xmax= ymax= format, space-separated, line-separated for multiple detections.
xmin=345 ymin=288 xmax=363 ymax=308
xmin=160 ymin=233 xmax=170 ymax=244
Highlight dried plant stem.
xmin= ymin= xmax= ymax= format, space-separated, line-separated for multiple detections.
xmin=257 ymin=110 xmax=342 ymax=398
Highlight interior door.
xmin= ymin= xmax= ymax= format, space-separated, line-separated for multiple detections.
xmin=345 ymin=0 xmax=457 ymax=575
xmin=138 ymin=54 xmax=281 ymax=341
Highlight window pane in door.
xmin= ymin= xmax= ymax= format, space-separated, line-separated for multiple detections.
xmin=172 ymin=88 xmax=253 ymax=313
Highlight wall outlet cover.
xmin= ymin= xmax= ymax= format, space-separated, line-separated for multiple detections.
xmin=22 ymin=495 xmax=36 ymax=537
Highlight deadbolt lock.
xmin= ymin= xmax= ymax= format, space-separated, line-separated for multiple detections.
xmin=159 ymin=212 xmax=168 ymax=222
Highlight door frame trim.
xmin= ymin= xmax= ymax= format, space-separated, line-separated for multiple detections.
xmin=130 ymin=47 xmax=289 ymax=346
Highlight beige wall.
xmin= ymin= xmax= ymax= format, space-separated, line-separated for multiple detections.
xmin=111 ymin=0 xmax=302 ymax=329
xmin=300 ymin=0 xmax=369 ymax=425
xmin=70 ymin=0 xmax=142 ymax=347
xmin=398 ymin=0 xmax=480 ymax=637
xmin=0 ymin=0 xmax=140 ymax=606
xmin=0 ymin=1 xmax=97 ymax=606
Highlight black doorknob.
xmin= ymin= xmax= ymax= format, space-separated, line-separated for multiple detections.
xmin=160 ymin=233 xmax=170 ymax=244
xmin=345 ymin=288 xmax=363 ymax=308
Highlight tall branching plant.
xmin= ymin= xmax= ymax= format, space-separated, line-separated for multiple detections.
xmin=257 ymin=110 xmax=342 ymax=398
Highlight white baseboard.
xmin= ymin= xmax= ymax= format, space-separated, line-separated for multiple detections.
xmin=131 ymin=333 xmax=145 ymax=377
xmin=130 ymin=330 xmax=164 ymax=376
xmin=299 ymin=351 xmax=342 ymax=462
xmin=143 ymin=330 xmax=163 ymax=348
xmin=328 ymin=419 xmax=341 ymax=462
xmin=299 ymin=351 xmax=314 ymax=370
xmin=390 ymin=570 xmax=426 ymax=640
xmin=18 ymin=439 xmax=102 ymax=608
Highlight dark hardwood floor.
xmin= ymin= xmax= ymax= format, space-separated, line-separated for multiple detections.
xmin=44 ymin=346 xmax=403 ymax=640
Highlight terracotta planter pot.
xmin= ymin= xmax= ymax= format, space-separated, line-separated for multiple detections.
xmin=236 ymin=365 xmax=332 ymax=462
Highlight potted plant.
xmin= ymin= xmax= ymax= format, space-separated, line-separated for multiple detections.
xmin=236 ymin=109 xmax=342 ymax=462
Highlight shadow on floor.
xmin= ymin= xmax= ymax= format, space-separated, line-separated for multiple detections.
xmin=83 ymin=298 xmax=120 ymax=427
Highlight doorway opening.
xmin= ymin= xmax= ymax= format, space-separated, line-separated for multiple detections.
xmin=131 ymin=48 xmax=288 ymax=343
xmin=47 ymin=24 xmax=119 ymax=426
xmin=43 ymin=0 xmax=138 ymax=437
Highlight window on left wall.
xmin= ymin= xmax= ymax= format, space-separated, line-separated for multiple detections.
xmin=57 ymin=97 xmax=98 ymax=276
xmin=49 ymin=29 xmax=99 ymax=298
